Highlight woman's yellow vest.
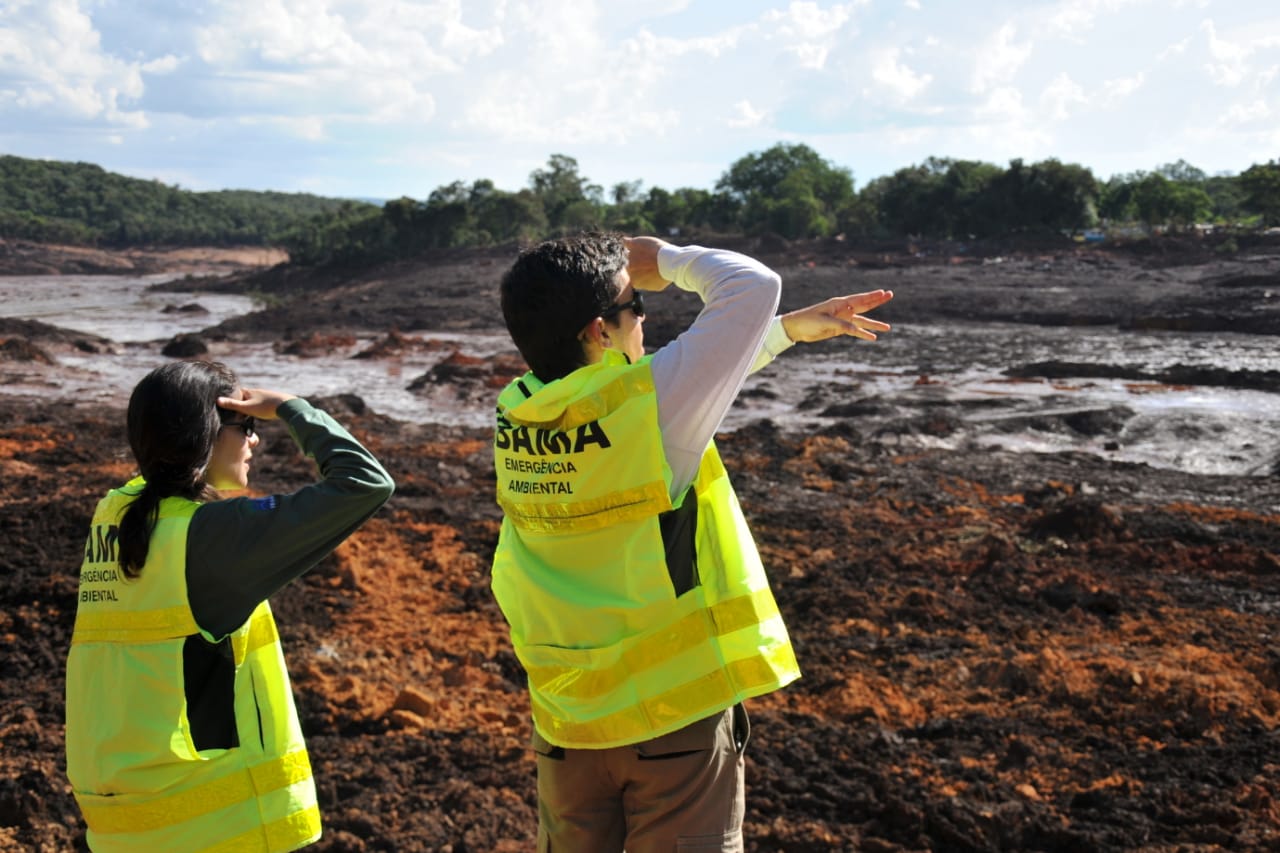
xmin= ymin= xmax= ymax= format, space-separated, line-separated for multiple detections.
xmin=491 ymin=353 xmax=801 ymax=749
xmin=65 ymin=479 xmax=321 ymax=853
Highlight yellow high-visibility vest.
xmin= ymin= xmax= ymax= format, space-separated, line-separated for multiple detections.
xmin=66 ymin=478 xmax=321 ymax=852
xmin=492 ymin=353 xmax=801 ymax=749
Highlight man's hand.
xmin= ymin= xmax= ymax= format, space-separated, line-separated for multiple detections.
xmin=781 ymin=290 xmax=894 ymax=343
xmin=624 ymin=236 xmax=673 ymax=292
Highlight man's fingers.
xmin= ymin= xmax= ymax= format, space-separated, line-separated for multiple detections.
xmin=851 ymin=315 xmax=891 ymax=332
xmin=825 ymin=316 xmax=878 ymax=340
xmin=845 ymin=323 xmax=878 ymax=341
xmin=838 ymin=291 xmax=893 ymax=313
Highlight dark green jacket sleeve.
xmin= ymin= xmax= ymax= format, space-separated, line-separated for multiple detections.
xmin=186 ymin=398 xmax=395 ymax=639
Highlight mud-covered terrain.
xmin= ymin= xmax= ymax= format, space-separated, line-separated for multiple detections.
xmin=0 ymin=239 xmax=287 ymax=277
xmin=1 ymin=234 xmax=1278 ymax=851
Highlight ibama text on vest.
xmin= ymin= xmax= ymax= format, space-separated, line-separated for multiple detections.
xmin=494 ymin=420 xmax=612 ymax=455
xmin=84 ymin=523 xmax=120 ymax=564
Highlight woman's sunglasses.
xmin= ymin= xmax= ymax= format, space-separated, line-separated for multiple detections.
xmin=219 ymin=415 xmax=257 ymax=439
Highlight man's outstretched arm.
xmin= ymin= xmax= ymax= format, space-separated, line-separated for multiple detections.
xmin=751 ymin=289 xmax=894 ymax=373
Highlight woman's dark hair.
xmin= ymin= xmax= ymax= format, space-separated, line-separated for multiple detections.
xmin=500 ymin=231 xmax=626 ymax=382
xmin=117 ymin=361 xmax=239 ymax=577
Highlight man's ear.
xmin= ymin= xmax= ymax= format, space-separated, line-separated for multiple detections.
xmin=580 ymin=317 xmax=609 ymax=346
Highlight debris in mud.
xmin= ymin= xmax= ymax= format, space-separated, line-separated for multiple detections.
xmin=0 ymin=338 xmax=54 ymax=364
xmin=161 ymin=302 xmax=209 ymax=315
xmin=276 ymin=332 xmax=358 ymax=357
xmin=352 ymin=328 xmax=457 ymax=360
xmin=408 ymin=351 xmax=527 ymax=401
xmin=161 ymin=332 xmax=209 ymax=357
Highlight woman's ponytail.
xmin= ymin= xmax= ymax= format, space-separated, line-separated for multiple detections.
xmin=114 ymin=361 xmax=238 ymax=577
xmin=117 ymin=484 xmax=162 ymax=578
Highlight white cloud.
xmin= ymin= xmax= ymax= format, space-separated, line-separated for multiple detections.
xmin=623 ymin=27 xmax=742 ymax=62
xmin=762 ymin=1 xmax=861 ymax=70
xmin=1041 ymin=72 xmax=1087 ymax=120
xmin=0 ymin=0 xmax=149 ymax=126
xmin=870 ymin=47 xmax=932 ymax=101
xmin=970 ymin=22 xmax=1032 ymax=94
xmin=976 ymin=86 xmax=1026 ymax=121
xmin=966 ymin=86 xmax=1053 ymax=161
xmin=613 ymin=0 xmax=693 ymax=16
xmin=452 ymin=3 xmax=762 ymax=150
xmin=764 ymin=1 xmax=860 ymax=39
xmin=141 ymin=55 xmax=181 ymax=75
xmin=1048 ymin=1 xmax=1098 ymax=39
xmin=1046 ymin=0 xmax=1146 ymax=41
xmin=198 ymin=0 xmax=504 ymax=69
xmin=191 ymin=0 xmax=505 ymax=128
xmin=1101 ymin=72 xmax=1146 ymax=103
xmin=283 ymin=116 xmax=326 ymax=141
xmin=728 ymin=99 xmax=769 ymax=128
xmin=233 ymin=113 xmax=323 ymax=140
xmin=1221 ymin=99 xmax=1270 ymax=125
xmin=1202 ymin=19 xmax=1250 ymax=86
xmin=1159 ymin=37 xmax=1191 ymax=60
xmin=2 ymin=0 xmax=1278 ymax=198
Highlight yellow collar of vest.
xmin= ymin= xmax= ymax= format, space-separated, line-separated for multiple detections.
xmin=505 ymin=351 xmax=647 ymax=427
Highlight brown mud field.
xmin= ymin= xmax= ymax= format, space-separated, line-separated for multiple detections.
xmin=2 ymin=234 xmax=1279 ymax=851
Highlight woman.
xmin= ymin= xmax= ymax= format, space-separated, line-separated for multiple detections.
xmin=65 ymin=360 xmax=394 ymax=852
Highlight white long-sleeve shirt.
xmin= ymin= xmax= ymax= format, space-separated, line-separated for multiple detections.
xmin=650 ymin=244 xmax=795 ymax=499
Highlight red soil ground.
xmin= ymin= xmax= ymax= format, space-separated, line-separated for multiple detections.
xmin=2 ymin=235 xmax=1278 ymax=851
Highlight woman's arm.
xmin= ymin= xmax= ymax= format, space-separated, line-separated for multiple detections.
xmin=186 ymin=398 xmax=394 ymax=638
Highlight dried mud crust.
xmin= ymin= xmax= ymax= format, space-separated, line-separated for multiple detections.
xmin=2 ymin=394 xmax=1278 ymax=852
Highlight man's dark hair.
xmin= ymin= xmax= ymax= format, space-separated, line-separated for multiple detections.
xmin=500 ymin=231 xmax=626 ymax=383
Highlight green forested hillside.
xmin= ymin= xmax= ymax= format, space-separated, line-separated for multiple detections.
xmin=4 ymin=150 xmax=1278 ymax=267
xmin=280 ymin=149 xmax=1280 ymax=266
xmin=0 ymin=155 xmax=373 ymax=247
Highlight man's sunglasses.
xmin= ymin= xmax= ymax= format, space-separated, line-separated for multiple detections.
xmin=600 ymin=291 xmax=645 ymax=320
xmin=219 ymin=415 xmax=257 ymax=439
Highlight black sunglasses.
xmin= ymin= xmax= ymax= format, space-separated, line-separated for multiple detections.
xmin=600 ymin=290 xmax=645 ymax=320
xmin=219 ymin=415 xmax=257 ymax=439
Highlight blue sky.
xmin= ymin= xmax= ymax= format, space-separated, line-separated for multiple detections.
xmin=1 ymin=0 xmax=1277 ymax=202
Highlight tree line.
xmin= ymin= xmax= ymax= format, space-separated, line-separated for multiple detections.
xmin=3 ymin=148 xmax=1279 ymax=267
xmin=0 ymin=155 xmax=367 ymax=247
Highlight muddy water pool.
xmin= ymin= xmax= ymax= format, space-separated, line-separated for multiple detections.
xmin=2 ymin=274 xmax=1277 ymax=477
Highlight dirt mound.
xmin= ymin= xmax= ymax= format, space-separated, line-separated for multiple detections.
xmin=0 ymin=317 xmax=113 ymax=354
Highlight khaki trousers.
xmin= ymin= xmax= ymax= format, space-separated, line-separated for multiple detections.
xmin=533 ymin=704 xmax=750 ymax=853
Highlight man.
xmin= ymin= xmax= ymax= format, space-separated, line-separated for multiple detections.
xmin=491 ymin=232 xmax=892 ymax=852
